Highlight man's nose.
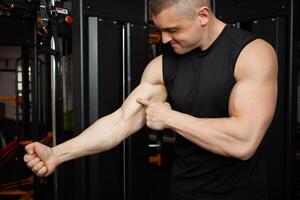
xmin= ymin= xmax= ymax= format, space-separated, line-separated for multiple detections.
xmin=161 ymin=32 xmax=172 ymax=44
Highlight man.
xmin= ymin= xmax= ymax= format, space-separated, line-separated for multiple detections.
xmin=24 ymin=0 xmax=278 ymax=199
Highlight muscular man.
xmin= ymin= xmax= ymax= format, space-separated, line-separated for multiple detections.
xmin=24 ymin=0 xmax=278 ymax=199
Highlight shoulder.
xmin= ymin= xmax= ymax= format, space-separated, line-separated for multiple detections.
xmin=141 ymin=55 xmax=164 ymax=85
xmin=241 ymin=39 xmax=276 ymax=56
xmin=235 ymin=39 xmax=278 ymax=80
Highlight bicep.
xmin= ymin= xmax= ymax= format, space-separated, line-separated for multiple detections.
xmin=118 ymin=55 xmax=167 ymax=133
xmin=121 ymin=82 xmax=167 ymax=122
xmin=229 ymin=77 xmax=277 ymax=128
xmin=121 ymin=55 xmax=166 ymax=121
xmin=229 ymin=39 xmax=278 ymax=143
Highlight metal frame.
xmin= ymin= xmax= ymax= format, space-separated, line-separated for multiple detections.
xmin=88 ymin=17 xmax=99 ymax=124
xmin=67 ymin=1 xmax=148 ymax=200
xmin=286 ymin=0 xmax=299 ymax=199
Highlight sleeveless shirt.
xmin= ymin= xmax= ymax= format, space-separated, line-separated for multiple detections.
xmin=163 ymin=25 xmax=268 ymax=200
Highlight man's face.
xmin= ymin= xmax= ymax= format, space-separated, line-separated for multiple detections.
xmin=152 ymin=6 xmax=203 ymax=54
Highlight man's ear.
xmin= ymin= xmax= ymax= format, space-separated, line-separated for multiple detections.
xmin=197 ymin=6 xmax=210 ymax=25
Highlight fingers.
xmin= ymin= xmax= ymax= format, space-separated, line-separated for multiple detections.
xmin=136 ymin=98 xmax=151 ymax=107
xmin=25 ymin=155 xmax=48 ymax=177
xmin=23 ymin=153 xmax=36 ymax=163
xmin=25 ymin=142 xmax=37 ymax=155
xmin=32 ymin=161 xmax=48 ymax=177
xmin=37 ymin=166 xmax=48 ymax=177
xmin=32 ymin=161 xmax=44 ymax=172
xmin=26 ymin=157 xmax=41 ymax=168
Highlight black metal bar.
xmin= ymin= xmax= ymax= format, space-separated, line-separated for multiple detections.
xmin=88 ymin=17 xmax=99 ymax=124
xmin=54 ymin=50 xmax=64 ymax=143
xmin=126 ymin=23 xmax=148 ymax=200
xmin=0 ymin=69 xmax=16 ymax=72
xmin=21 ymin=47 xmax=31 ymax=139
xmin=125 ymin=22 xmax=132 ymax=200
xmin=285 ymin=0 xmax=298 ymax=199
xmin=218 ymin=10 xmax=290 ymax=24
xmin=70 ymin=0 xmax=88 ymax=199
xmin=50 ymin=34 xmax=64 ymax=200
xmin=82 ymin=11 xmax=148 ymax=26
xmin=31 ymin=23 xmax=42 ymax=200
xmin=121 ymin=23 xmax=127 ymax=200
xmin=73 ymin=0 xmax=86 ymax=133
xmin=31 ymin=22 xmax=39 ymax=140
xmin=87 ymin=17 xmax=101 ymax=200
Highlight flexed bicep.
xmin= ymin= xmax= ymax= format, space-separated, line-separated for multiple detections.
xmin=119 ymin=82 xmax=167 ymax=136
xmin=118 ymin=55 xmax=167 ymax=135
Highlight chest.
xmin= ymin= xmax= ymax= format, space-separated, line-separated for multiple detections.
xmin=168 ymin=53 xmax=236 ymax=117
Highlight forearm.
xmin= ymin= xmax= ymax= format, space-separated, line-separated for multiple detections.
xmin=165 ymin=110 xmax=263 ymax=160
xmin=52 ymin=109 xmax=140 ymax=165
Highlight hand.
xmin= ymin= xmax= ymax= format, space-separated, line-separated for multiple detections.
xmin=136 ymin=98 xmax=172 ymax=131
xmin=23 ymin=142 xmax=58 ymax=177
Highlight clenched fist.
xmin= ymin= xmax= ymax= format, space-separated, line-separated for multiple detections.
xmin=23 ymin=142 xmax=58 ymax=177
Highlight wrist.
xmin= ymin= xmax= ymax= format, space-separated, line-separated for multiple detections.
xmin=51 ymin=145 xmax=64 ymax=166
xmin=164 ymin=109 xmax=177 ymax=129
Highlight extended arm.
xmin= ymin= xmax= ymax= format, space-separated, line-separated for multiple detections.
xmin=24 ymin=56 xmax=167 ymax=176
xmin=53 ymin=81 xmax=166 ymax=165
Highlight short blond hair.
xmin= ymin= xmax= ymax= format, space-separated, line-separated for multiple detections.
xmin=149 ymin=0 xmax=211 ymax=16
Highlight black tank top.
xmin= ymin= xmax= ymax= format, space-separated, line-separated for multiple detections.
xmin=163 ymin=25 xmax=268 ymax=200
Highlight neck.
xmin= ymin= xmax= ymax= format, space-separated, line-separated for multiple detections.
xmin=199 ymin=18 xmax=226 ymax=51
